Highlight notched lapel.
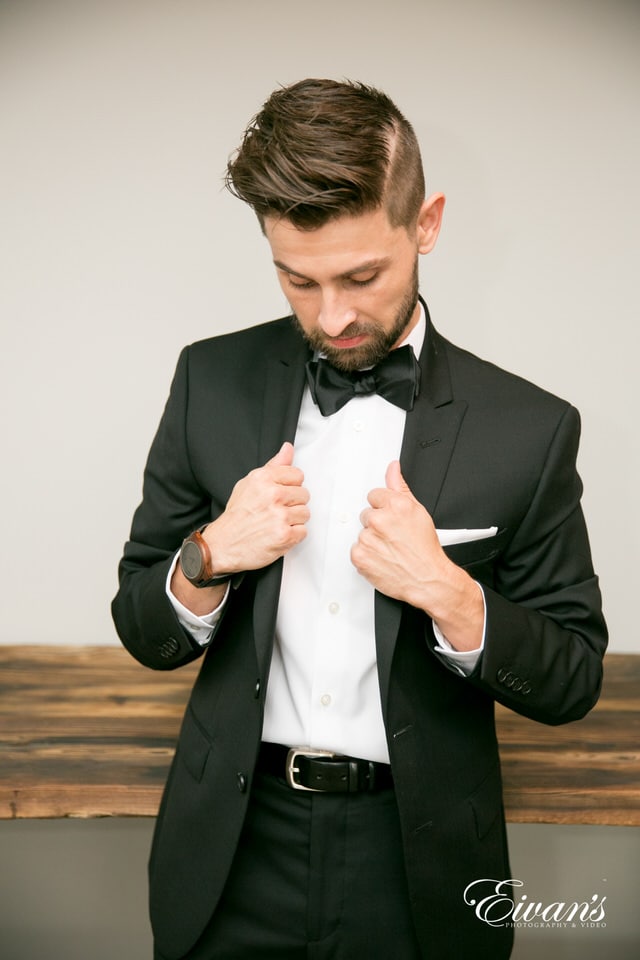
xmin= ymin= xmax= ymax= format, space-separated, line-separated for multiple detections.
xmin=376 ymin=314 xmax=468 ymax=702
xmin=401 ymin=315 xmax=468 ymax=515
xmin=400 ymin=395 xmax=468 ymax=516
xmin=254 ymin=326 xmax=310 ymax=680
xmin=258 ymin=332 xmax=310 ymax=460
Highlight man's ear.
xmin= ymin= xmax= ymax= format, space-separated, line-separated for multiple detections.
xmin=416 ymin=193 xmax=446 ymax=254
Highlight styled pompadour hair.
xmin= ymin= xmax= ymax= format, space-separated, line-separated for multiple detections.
xmin=225 ymin=78 xmax=425 ymax=232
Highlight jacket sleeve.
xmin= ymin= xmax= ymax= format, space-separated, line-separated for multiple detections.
xmin=453 ymin=405 xmax=607 ymax=724
xmin=111 ymin=346 xmax=224 ymax=670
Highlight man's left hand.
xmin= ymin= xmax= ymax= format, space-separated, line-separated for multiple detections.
xmin=351 ymin=461 xmax=484 ymax=651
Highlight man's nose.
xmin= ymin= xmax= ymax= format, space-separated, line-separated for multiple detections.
xmin=318 ymin=290 xmax=357 ymax=337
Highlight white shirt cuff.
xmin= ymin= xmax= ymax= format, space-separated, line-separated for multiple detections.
xmin=432 ymin=582 xmax=486 ymax=676
xmin=165 ymin=552 xmax=229 ymax=647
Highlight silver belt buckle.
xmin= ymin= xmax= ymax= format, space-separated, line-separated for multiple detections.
xmin=286 ymin=746 xmax=335 ymax=791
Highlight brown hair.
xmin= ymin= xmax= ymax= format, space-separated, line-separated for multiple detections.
xmin=225 ymin=78 xmax=425 ymax=232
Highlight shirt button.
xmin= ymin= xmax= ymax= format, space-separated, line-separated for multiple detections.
xmin=353 ymin=420 xmax=364 ymax=432
xmin=328 ymin=601 xmax=340 ymax=615
xmin=338 ymin=512 xmax=349 ymax=524
xmin=320 ymin=694 xmax=332 ymax=707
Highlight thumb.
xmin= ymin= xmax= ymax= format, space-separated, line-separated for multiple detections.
xmin=267 ymin=441 xmax=295 ymax=467
xmin=385 ymin=460 xmax=411 ymax=494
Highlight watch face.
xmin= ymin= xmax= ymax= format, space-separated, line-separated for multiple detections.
xmin=180 ymin=539 xmax=204 ymax=581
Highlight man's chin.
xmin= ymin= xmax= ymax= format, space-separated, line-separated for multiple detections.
xmin=321 ymin=342 xmax=386 ymax=371
xmin=291 ymin=306 xmax=416 ymax=371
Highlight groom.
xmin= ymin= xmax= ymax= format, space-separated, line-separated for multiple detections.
xmin=112 ymin=78 xmax=607 ymax=960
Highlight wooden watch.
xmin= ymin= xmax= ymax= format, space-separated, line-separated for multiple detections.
xmin=179 ymin=526 xmax=232 ymax=588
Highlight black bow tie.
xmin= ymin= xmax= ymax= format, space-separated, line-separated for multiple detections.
xmin=305 ymin=345 xmax=421 ymax=417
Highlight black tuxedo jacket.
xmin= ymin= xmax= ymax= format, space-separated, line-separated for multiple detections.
xmin=112 ymin=305 xmax=607 ymax=960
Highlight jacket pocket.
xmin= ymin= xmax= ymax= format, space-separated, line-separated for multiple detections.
xmin=468 ymin=768 xmax=502 ymax=840
xmin=179 ymin=708 xmax=212 ymax=783
xmin=443 ymin=528 xmax=508 ymax=569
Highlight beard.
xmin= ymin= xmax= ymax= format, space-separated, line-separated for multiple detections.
xmin=291 ymin=261 xmax=420 ymax=372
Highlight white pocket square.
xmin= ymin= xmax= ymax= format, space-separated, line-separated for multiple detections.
xmin=436 ymin=527 xmax=498 ymax=546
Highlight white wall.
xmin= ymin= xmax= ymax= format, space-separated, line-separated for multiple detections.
xmin=1 ymin=0 xmax=637 ymax=650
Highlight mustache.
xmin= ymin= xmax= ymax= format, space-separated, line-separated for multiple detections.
xmin=325 ymin=322 xmax=372 ymax=339
xmin=291 ymin=313 xmax=372 ymax=345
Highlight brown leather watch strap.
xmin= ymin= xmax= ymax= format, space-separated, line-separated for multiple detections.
xmin=191 ymin=526 xmax=213 ymax=580
xmin=180 ymin=525 xmax=232 ymax=587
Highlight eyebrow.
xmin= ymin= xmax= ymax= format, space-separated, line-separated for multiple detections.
xmin=273 ymin=257 xmax=391 ymax=282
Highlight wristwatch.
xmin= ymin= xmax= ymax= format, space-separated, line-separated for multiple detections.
xmin=179 ymin=525 xmax=232 ymax=588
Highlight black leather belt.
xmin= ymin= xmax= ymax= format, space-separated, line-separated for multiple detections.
xmin=257 ymin=742 xmax=394 ymax=793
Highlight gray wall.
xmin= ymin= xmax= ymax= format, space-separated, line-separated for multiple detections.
xmin=1 ymin=0 xmax=638 ymax=652
xmin=1 ymin=1 xmax=638 ymax=957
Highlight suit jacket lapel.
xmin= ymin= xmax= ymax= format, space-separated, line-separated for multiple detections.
xmin=257 ymin=329 xmax=311 ymax=460
xmin=375 ymin=307 xmax=468 ymax=702
xmin=253 ymin=325 xmax=310 ymax=680
xmin=400 ymin=309 xmax=468 ymax=511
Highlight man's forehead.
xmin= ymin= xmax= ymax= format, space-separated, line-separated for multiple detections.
xmin=264 ymin=208 xmax=405 ymax=272
xmin=264 ymin=206 xmax=393 ymax=239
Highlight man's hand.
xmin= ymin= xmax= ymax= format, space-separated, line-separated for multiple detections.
xmin=205 ymin=441 xmax=310 ymax=572
xmin=351 ymin=460 xmax=483 ymax=651
xmin=171 ymin=442 xmax=309 ymax=616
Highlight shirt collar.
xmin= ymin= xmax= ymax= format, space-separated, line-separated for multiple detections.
xmin=395 ymin=299 xmax=425 ymax=359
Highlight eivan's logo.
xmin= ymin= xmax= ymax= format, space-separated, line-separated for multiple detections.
xmin=464 ymin=879 xmax=607 ymax=928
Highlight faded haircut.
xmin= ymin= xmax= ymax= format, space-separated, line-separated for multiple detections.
xmin=225 ymin=78 xmax=425 ymax=232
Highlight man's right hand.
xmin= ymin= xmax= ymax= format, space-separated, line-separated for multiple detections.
xmin=170 ymin=442 xmax=309 ymax=616
xmin=204 ymin=440 xmax=310 ymax=573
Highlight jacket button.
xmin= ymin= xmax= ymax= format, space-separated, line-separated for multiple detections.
xmin=512 ymin=677 xmax=523 ymax=692
xmin=159 ymin=637 xmax=179 ymax=659
xmin=236 ymin=773 xmax=248 ymax=793
xmin=254 ymin=680 xmax=261 ymax=699
xmin=496 ymin=668 xmax=508 ymax=683
xmin=521 ymin=681 xmax=532 ymax=695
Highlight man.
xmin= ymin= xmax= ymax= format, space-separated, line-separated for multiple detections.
xmin=112 ymin=79 xmax=607 ymax=960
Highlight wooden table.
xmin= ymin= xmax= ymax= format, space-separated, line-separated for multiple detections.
xmin=0 ymin=646 xmax=638 ymax=824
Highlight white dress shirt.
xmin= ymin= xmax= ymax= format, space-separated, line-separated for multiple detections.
xmin=167 ymin=307 xmax=483 ymax=763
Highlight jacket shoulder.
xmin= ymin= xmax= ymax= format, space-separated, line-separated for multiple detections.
xmin=435 ymin=328 xmax=574 ymax=419
xmin=187 ymin=316 xmax=301 ymax=361
xmin=173 ymin=317 xmax=307 ymax=392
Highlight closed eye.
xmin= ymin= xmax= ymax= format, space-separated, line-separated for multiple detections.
xmin=347 ymin=272 xmax=377 ymax=287
xmin=287 ymin=275 xmax=317 ymax=289
xmin=287 ymin=273 xmax=376 ymax=290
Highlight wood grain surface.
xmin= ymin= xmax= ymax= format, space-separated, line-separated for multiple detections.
xmin=0 ymin=646 xmax=637 ymax=823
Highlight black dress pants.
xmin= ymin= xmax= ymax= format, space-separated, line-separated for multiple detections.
xmin=169 ymin=768 xmax=423 ymax=960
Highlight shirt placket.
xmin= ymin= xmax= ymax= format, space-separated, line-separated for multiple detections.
xmin=308 ymin=404 xmax=377 ymax=749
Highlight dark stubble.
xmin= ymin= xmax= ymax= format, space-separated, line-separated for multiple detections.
xmin=292 ymin=260 xmax=419 ymax=372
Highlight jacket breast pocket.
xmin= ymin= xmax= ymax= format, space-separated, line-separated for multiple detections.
xmin=443 ymin=528 xmax=508 ymax=586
